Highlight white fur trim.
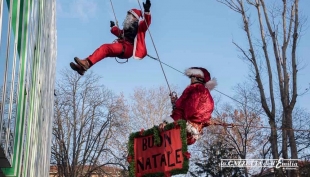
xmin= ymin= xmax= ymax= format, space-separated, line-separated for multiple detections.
xmin=185 ymin=68 xmax=204 ymax=77
xmin=163 ymin=116 xmax=175 ymax=123
xmin=128 ymin=9 xmax=140 ymax=19
xmin=133 ymin=56 xmax=142 ymax=59
xmin=144 ymin=12 xmax=151 ymax=15
xmin=205 ymin=77 xmax=217 ymax=91
xmin=186 ymin=122 xmax=202 ymax=140
xmin=132 ymin=36 xmax=143 ymax=60
xmin=186 ymin=122 xmax=199 ymax=134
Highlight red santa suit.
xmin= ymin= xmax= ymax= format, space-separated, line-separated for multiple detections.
xmin=87 ymin=9 xmax=151 ymax=65
xmin=166 ymin=67 xmax=217 ymax=145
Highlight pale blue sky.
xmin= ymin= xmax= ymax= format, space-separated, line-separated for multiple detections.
xmin=56 ymin=0 xmax=310 ymax=112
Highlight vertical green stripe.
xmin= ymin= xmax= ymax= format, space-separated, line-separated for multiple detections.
xmin=17 ymin=0 xmax=24 ymax=53
xmin=2 ymin=0 xmax=30 ymax=176
xmin=2 ymin=0 xmax=55 ymax=176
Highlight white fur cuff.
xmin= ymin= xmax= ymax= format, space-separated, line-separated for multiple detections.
xmin=186 ymin=122 xmax=202 ymax=140
xmin=163 ymin=116 xmax=175 ymax=123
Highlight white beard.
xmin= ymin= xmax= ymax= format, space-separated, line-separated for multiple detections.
xmin=123 ymin=15 xmax=136 ymax=30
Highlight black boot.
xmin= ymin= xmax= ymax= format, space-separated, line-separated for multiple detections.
xmin=70 ymin=62 xmax=85 ymax=76
xmin=74 ymin=57 xmax=91 ymax=71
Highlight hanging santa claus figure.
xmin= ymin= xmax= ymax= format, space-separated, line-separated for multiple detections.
xmin=160 ymin=67 xmax=217 ymax=145
xmin=70 ymin=0 xmax=151 ymax=75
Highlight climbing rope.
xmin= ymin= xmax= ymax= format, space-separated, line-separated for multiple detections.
xmin=136 ymin=0 xmax=172 ymax=95
xmin=108 ymin=1 xmax=310 ymax=133
xmin=147 ymin=54 xmax=263 ymax=114
xmin=210 ymin=122 xmax=310 ymax=132
xmin=146 ymin=55 xmax=310 ymax=132
xmin=109 ymin=0 xmax=130 ymax=64
xmin=109 ymin=0 xmax=119 ymax=28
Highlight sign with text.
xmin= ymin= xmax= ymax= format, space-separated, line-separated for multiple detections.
xmin=134 ymin=128 xmax=184 ymax=176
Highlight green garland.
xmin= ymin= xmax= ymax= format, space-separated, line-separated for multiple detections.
xmin=127 ymin=120 xmax=189 ymax=177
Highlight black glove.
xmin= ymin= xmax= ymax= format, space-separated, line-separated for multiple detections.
xmin=110 ymin=21 xmax=115 ymax=28
xmin=143 ymin=0 xmax=151 ymax=12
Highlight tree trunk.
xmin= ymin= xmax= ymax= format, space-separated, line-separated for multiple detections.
xmin=216 ymin=0 xmax=304 ymax=176
xmin=287 ymin=110 xmax=299 ymax=177
xmin=282 ymin=113 xmax=288 ymax=160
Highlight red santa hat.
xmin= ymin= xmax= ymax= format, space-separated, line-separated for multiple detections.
xmin=128 ymin=9 xmax=142 ymax=20
xmin=185 ymin=67 xmax=217 ymax=90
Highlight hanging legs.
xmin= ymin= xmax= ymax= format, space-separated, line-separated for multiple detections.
xmin=70 ymin=41 xmax=134 ymax=75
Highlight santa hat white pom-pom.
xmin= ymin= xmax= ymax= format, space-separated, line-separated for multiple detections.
xmin=205 ymin=77 xmax=217 ymax=91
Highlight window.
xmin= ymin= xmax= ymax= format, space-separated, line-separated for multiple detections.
xmin=0 ymin=0 xmax=20 ymax=164
xmin=0 ymin=0 xmax=9 ymax=97
xmin=0 ymin=0 xmax=11 ymax=148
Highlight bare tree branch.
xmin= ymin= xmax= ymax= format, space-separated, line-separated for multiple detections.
xmin=51 ymin=69 xmax=129 ymax=177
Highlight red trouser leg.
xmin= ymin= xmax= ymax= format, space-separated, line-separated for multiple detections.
xmin=88 ymin=41 xmax=133 ymax=65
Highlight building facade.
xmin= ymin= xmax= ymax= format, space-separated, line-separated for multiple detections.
xmin=49 ymin=166 xmax=125 ymax=177
xmin=0 ymin=0 xmax=56 ymax=176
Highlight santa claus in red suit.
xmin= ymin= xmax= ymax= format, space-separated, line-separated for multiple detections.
xmin=160 ymin=67 xmax=217 ymax=145
xmin=70 ymin=0 xmax=151 ymax=75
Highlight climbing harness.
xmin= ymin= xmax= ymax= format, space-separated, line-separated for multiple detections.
xmin=115 ymin=40 xmax=129 ymax=64
xmin=109 ymin=0 xmax=129 ymax=64
xmin=115 ymin=58 xmax=128 ymax=64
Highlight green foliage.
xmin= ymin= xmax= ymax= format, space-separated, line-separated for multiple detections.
xmin=191 ymin=141 xmax=244 ymax=177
